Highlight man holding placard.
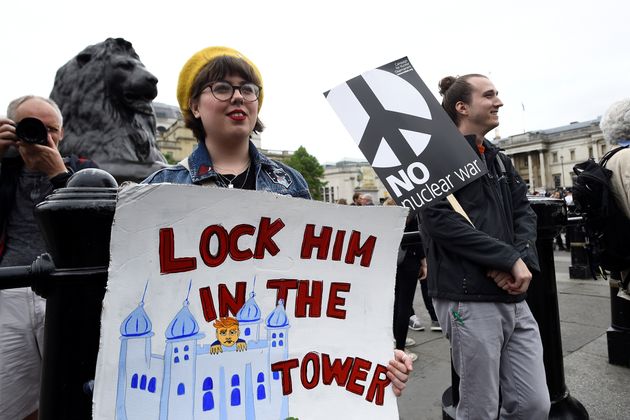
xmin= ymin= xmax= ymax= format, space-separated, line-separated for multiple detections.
xmin=421 ymin=74 xmax=550 ymax=419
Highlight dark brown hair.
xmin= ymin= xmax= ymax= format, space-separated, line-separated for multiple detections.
xmin=185 ymin=55 xmax=265 ymax=140
xmin=438 ymin=74 xmax=487 ymax=125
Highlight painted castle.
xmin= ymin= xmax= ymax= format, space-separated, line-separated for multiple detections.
xmin=115 ymin=286 xmax=291 ymax=420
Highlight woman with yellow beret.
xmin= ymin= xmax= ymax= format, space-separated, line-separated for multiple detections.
xmin=143 ymin=46 xmax=309 ymax=197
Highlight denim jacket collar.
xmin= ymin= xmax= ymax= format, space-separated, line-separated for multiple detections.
xmin=188 ymin=139 xmax=279 ymax=184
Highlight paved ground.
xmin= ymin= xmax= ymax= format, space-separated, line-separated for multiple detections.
xmin=397 ymin=251 xmax=630 ymax=420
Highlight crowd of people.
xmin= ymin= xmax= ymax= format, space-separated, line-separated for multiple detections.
xmin=2 ymin=42 xmax=629 ymax=420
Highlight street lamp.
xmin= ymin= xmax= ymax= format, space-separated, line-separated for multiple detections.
xmin=560 ymin=155 xmax=565 ymax=188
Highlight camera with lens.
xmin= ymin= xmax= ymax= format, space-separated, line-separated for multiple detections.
xmin=15 ymin=117 xmax=49 ymax=146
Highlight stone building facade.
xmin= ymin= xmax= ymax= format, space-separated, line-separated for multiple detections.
xmin=321 ymin=160 xmax=389 ymax=204
xmin=496 ymin=118 xmax=610 ymax=192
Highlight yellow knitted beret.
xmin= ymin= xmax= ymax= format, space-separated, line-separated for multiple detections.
xmin=177 ymin=46 xmax=264 ymax=114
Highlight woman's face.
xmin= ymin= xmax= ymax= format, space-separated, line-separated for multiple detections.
xmin=191 ymin=74 xmax=258 ymax=145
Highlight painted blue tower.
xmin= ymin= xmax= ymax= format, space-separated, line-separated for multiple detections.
xmin=236 ymin=291 xmax=263 ymax=342
xmin=116 ymin=288 xmax=160 ymax=420
xmin=266 ymin=299 xmax=291 ymax=419
xmin=159 ymin=286 xmax=205 ymax=420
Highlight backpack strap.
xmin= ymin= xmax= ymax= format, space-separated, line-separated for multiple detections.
xmin=494 ymin=151 xmax=508 ymax=176
xmin=600 ymin=145 xmax=629 ymax=168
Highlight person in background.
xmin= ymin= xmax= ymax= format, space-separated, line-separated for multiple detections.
xmin=564 ymin=189 xmax=574 ymax=207
xmin=599 ymin=98 xmax=630 ymax=299
xmin=350 ymin=191 xmax=362 ymax=205
xmin=408 ymin=273 xmax=442 ymax=332
xmin=359 ymin=193 xmax=374 ymax=206
xmin=0 ymin=95 xmax=97 ymax=420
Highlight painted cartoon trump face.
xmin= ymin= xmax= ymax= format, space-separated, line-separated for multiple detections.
xmin=213 ymin=317 xmax=240 ymax=347
xmin=217 ymin=325 xmax=240 ymax=346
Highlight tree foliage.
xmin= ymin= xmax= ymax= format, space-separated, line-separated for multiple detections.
xmin=163 ymin=152 xmax=178 ymax=165
xmin=285 ymin=146 xmax=326 ymax=200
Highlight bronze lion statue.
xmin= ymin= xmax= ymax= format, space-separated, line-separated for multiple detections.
xmin=50 ymin=38 xmax=166 ymax=181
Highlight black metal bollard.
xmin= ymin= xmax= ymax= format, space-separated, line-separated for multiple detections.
xmin=528 ymin=197 xmax=588 ymax=419
xmin=35 ymin=169 xmax=117 ymax=420
xmin=0 ymin=169 xmax=117 ymax=420
xmin=607 ymin=270 xmax=630 ymax=367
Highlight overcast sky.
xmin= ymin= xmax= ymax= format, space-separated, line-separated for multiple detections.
xmin=2 ymin=0 xmax=629 ymax=163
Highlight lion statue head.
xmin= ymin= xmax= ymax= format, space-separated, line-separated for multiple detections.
xmin=50 ymin=38 xmax=166 ymax=181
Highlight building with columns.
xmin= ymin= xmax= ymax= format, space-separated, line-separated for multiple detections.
xmin=321 ymin=160 xmax=389 ymax=204
xmin=496 ymin=118 xmax=610 ymax=192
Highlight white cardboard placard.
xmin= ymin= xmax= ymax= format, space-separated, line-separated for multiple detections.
xmin=93 ymin=184 xmax=407 ymax=420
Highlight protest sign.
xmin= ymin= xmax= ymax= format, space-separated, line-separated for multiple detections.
xmin=325 ymin=57 xmax=487 ymax=210
xmin=93 ymin=184 xmax=407 ymax=420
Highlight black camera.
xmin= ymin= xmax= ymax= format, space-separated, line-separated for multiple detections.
xmin=15 ymin=117 xmax=49 ymax=146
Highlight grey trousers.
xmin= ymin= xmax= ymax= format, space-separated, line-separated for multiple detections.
xmin=433 ymin=298 xmax=551 ymax=420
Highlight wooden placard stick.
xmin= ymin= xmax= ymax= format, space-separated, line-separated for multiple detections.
xmin=446 ymin=194 xmax=475 ymax=227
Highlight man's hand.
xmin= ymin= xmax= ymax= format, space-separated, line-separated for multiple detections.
xmin=508 ymin=258 xmax=532 ymax=294
xmin=0 ymin=118 xmax=18 ymax=159
xmin=418 ymin=257 xmax=427 ymax=280
xmin=487 ymin=269 xmax=514 ymax=291
xmin=17 ymin=137 xmax=67 ymax=178
xmin=387 ymin=349 xmax=413 ymax=396
xmin=487 ymin=258 xmax=532 ymax=295
xmin=210 ymin=344 xmax=223 ymax=354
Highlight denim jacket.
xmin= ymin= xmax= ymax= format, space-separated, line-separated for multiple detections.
xmin=142 ymin=140 xmax=311 ymax=199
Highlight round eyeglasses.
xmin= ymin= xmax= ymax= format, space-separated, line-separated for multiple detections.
xmin=204 ymin=81 xmax=261 ymax=102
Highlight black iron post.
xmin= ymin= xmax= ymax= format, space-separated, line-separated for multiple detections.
xmin=0 ymin=168 xmax=117 ymax=420
xmin=528 ymin=197 xmax=588 ymax=419
xmin=36 ymin=169 xmax=118 ymax=420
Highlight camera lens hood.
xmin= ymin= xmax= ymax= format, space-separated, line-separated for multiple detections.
xmin=16 ymin=117 xmax=49 ymax=145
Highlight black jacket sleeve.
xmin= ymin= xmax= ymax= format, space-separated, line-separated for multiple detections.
xmin=421 ymin=193 xmax=521 ymax=274
xmin=401 ymin=213 xmax=424 ymax=259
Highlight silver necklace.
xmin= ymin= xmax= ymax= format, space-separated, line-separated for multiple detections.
xmin=215 ymin=164 xmax=251 ymax=189
xmin=213 ymin=159 xmax=251 ymax=174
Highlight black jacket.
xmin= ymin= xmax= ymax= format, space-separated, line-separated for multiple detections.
xmin=401 ymin=213 xmax=424 ymax=259
xmin=0 ymin=154 xmax=97 ymax=259
xmin=420 ymin=135 xmax=539 ymax=303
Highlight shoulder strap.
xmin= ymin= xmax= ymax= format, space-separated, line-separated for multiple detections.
xmin=494 ymin=151 xmax=508 ymax=175
xmin=600 ymin=145 xmax=629 ymax=168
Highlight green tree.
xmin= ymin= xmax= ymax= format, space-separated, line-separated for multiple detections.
xmin=285 ymin=146 xmax=326 ymax=200
xmin=163 ymin=152 xmax=178 ymax=165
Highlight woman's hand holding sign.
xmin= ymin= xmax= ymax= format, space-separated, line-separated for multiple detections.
xmin=387 ymin=349 xmax=414 ymax=396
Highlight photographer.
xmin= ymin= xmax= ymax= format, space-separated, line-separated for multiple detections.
xmin=0 ymin=95 xmax=96 ymax=420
